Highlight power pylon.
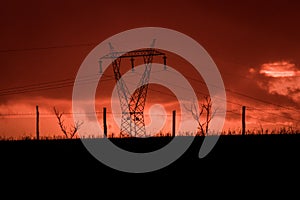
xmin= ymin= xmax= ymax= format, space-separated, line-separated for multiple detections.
xmin=99 ymin=42 xmax=167 ymax=137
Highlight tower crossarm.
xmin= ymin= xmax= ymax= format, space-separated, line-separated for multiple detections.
xmin=100 ymin=49 xmax=165 ymax=60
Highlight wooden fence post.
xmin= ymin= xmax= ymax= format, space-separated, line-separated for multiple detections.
xmin=172 ymin=110 xmax=176 ymax=137
xmin=242 ymin=106 xmax=246 ymax=136
xmin=36 ymin=105 xmax=39 ymax=140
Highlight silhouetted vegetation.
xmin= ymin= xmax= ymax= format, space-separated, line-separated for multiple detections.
xmin=0 ymin=126 xmax=299 ymax=141
xmin=185 ymin=96 xmax=214 ymax=136
xmin=53 ymin=107 xmax=83 ymax=139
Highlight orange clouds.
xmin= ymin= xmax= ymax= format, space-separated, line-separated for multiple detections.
xmin=243 ymin=61 xmax=300 ymax=129
xmin=259 ymin=61 xmax=298 ymax=78
xmin=255 ymin=61 xmax=300 ymax=103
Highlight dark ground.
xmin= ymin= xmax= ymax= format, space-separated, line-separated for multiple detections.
xmin=1 ymin=135 xmax=300 ymax=194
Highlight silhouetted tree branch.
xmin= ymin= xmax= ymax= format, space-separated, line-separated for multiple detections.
xmin=53 ymin=107 xmax=83 ymax=139
xmin=184 ymin=96 xmax=216 ymax=136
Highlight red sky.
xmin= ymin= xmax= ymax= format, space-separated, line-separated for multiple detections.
xmin=0 ymin=0 xmax=300 ymax=138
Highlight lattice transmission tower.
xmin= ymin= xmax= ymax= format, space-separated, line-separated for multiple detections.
xmin=99 ymin=41 xmax=167 ymax=137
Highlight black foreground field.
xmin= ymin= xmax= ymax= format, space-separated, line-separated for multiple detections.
xmin=1 ymin=134 xmax=300 ymax=191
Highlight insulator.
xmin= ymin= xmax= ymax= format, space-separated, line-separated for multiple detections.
xmin=163 ymin=55 xmax=167 ymax=70
xmin=99 ymin=60 xmax=102 ymax=74
xmin=130 ymin=57 xmax=135 ymax=71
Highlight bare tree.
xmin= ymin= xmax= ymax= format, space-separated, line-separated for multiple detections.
xmin=53 ymin=107 xmax=83 ymax=139
xmin=184 ymin=96 xmax=215 ymax=136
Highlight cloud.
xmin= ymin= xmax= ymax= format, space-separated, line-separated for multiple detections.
xmin=263 ymin=76 xmax=300 ymax=103
xmin=255 ymin=61 xmax=300 ymax=103
xmin=259 ymin=61 xmax=298 ymax=78
xmin=243 ymin=61 xmax=300 ymax=129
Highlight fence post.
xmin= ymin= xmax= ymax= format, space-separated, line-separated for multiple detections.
xmin=242 ymin=106 xmax=246 ymax=136
xmin=36 ymin=105 xmax=39 ymax=140
xmin=103 ymin=107 xmax=107 ymax=137
xmin=172 ymin=110 xmax=176 ymax=137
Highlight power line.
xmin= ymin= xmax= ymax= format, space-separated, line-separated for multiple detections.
xmin=1 ymin=46 xmax=297 ymax=112
xmin=164 ymin=54 xmax=299 ymax=112
xmin=0 ymin=63 xmax=298 ymax=123
xmin=138 ymin=70 xmax=300 ymax=123
xmin=147 ymin=70 xmax=298 ymax=120
xmin=1 ymin=41 xmax=298 ymax=113
xmin=0 ymin=72 xmax=141 ymax=97
xmin=165 ymin=69 xmax=299 ymax=113
xmin=0 ymin=74 xmax=115 ymax=96
xmin=0 ymin=43 xmax=98 ymax=53
xmin=135 ymin=70 xmax=244 ymax=107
